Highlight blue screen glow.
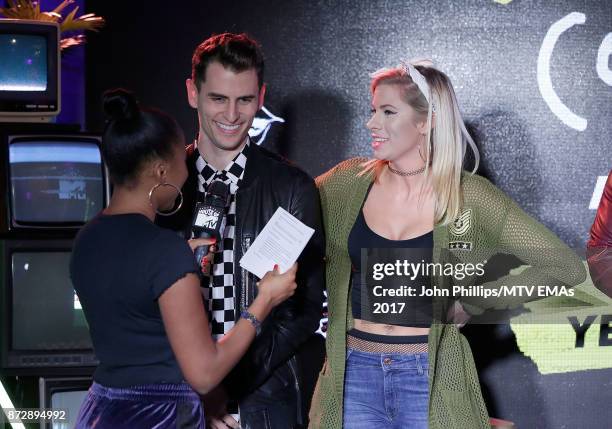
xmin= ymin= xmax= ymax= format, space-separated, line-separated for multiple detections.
xmin=9 ymin=142 xmax=102 ymax=164
xmin=0 ymin=34 xmax=47 ymax=91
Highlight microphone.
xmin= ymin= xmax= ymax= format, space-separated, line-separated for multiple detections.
xmin=192 ymin=180 xmax=230 ymax=267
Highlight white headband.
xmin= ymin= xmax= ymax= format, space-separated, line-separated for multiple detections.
xmin=401 ymin=59 xmax=435 ymax=112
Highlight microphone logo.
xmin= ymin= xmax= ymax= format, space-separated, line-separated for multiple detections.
xmin=195 ymin=207 xmax=221 ymax=229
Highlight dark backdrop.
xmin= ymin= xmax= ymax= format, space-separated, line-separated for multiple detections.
xmin=85 ymin=1 xmax=612 ymax=427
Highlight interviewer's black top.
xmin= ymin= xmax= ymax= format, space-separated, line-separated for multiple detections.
xmin=70 ymin=213 xmax=198 ymax=387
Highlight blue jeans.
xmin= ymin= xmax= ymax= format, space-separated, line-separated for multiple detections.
xmin=343 ymin=348 xmax=429 ymax=429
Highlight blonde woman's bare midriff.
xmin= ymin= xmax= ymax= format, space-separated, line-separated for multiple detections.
xmin=353 ymin=319 xmax=430 ymax=336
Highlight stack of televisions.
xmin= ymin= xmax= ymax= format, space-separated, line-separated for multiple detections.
xmin=1 ymin=19 xmax=110 ymax=428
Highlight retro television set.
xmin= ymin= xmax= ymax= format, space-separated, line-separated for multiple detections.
xmin=0 ymin=19 xmax=61 ymax=122
xmin=0 ymin=133 xmax=110 ymax=233
xmin=39 ymin=376 xmax=91 ymax=428
xmin=0 ymin=239 xmax=99 ymax=374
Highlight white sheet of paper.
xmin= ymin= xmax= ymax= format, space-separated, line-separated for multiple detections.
xmin=239 ymin=207 xmax=315 ymax=278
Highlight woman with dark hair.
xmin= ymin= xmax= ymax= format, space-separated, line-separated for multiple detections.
xmin=308 ymin=61 xmax=585 ymax=429
xmin=70 ymin=89 xmax=297 ymax=429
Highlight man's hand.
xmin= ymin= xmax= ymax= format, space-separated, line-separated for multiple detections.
xmin=208 ymin=415 xmax=239 ymax=429
xmin=203 ymin=386 xmax=239 ymax=429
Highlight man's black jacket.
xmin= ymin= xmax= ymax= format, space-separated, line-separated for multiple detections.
xmin=157 ymin=141 xmax=325 ymax=418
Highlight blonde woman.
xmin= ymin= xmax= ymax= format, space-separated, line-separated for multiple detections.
xmin=308 ymin=61 xmax=585 ymax=429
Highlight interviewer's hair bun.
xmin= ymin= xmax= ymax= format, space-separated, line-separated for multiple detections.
xmin=102 ymin=88 xmax=139 ymax=122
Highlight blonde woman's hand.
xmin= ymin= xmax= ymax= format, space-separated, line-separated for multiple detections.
xmin=447 ymin=300 xmax=471 ymax=328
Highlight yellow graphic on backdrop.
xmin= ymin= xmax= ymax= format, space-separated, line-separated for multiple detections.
xmin=510 ymin=262 xmax=612 ymax=374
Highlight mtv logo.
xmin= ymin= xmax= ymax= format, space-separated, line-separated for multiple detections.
xmin=59 ymin=179 xmax=86 ymax=200
xmin=196 ymin=208 xmax=219 ymax=229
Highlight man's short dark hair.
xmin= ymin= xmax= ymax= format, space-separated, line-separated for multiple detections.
xmin=191 ymin=32 xmax=264 ymax=90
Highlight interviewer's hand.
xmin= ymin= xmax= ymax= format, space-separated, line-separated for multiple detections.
xmin=256 ymin=263 xmax=298 ymax=308
xmin=187 ymin=237 xmax=217 ymax=275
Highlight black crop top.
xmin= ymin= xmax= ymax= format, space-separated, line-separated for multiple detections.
xmin=348 ymin=195 xmax=433 ymax=328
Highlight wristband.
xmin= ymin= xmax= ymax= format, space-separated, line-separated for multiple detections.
xmin=241 ymin=310 xmax=262 ymax=335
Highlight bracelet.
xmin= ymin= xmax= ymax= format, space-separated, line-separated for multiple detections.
xmin=241 ymin=310 xmax=262 ymax=335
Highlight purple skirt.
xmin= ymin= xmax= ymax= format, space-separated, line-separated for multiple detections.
xmin=75 ymin=382 xmax=204 ymax=429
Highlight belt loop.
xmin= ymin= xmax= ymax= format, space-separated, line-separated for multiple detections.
xmin=415 ymin=354 xmax=424 ymax=376
xmin=346 ymin=348 xmax=353 ymax=360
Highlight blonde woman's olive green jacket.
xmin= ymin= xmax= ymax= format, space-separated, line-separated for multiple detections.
xmin=308 ymin=158 xmax=586 ymax=429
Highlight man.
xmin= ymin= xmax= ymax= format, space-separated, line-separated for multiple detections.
xmin=158 ymin=33 xmax=325 ymax=429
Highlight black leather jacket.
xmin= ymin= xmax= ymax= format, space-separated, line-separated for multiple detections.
xmin=157 ymin=142 xmax=325 ymax=426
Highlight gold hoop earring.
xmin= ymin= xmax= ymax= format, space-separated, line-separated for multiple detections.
xmin=148 ymin=183 xmax=183 ymax=216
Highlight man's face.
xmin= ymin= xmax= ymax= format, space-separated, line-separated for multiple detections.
xmin=187 ymin=61 xmax=265 ymax=153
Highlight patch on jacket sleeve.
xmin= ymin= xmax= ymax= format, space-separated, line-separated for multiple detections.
xmin=449 ymin=241 xmax=473 ymax=251
xmin=449 ymin=208 xmax=472 ymax=236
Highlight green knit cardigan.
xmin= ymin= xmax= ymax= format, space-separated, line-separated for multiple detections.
xmin=308 ymin=158 xmax=586 ymax=429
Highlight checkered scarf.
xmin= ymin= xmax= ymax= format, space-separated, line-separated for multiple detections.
xmin=195 ymin=141 xmax=249 ymax=339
